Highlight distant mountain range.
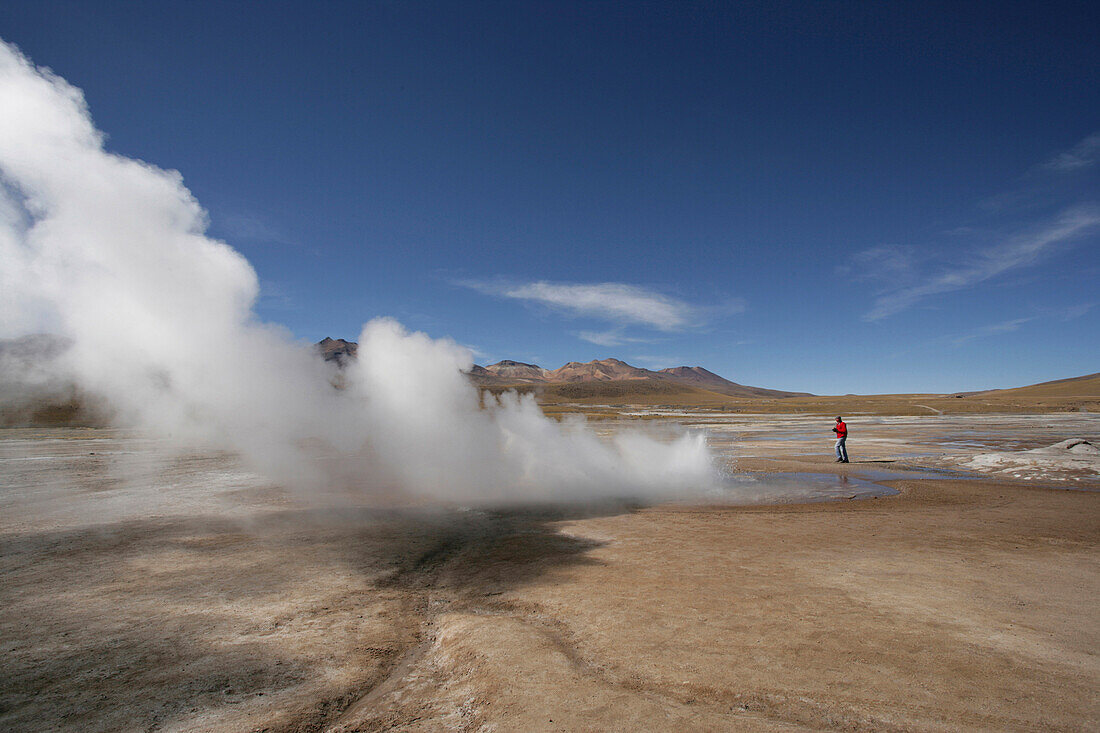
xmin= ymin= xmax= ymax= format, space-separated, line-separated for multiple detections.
xmin=316 ymin=338 xmax=809 ymax=398
xmin=1 ymin=336 xmax=1097 ymax=425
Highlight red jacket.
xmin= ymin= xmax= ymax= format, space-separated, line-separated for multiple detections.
xmin=834 ymin=421 xmax=847 ymax=438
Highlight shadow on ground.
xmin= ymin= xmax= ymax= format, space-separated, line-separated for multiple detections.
xmin=0 ymin=501 xmax=624 ymax=732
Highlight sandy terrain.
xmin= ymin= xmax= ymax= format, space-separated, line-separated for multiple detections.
xmin=1 ymin=414 xmax=1098 ymax=731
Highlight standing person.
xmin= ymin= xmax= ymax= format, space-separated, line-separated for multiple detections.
xmin=832 ymin=416 xmax=849 ymax=463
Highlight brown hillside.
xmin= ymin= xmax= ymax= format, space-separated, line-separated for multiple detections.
xmin=480 ymin=360 xmax=550 ymax=383
xmin=659 ymin=365 xmax=811 ymax=398
xmin=538 ymin=380 xmax=729 ymax=403
xmin=974 ymin=372 xmax=1100 ymax=398
xmin=550 ymin=358 xmax=652 ymax=382
xmin=469 ymin=356 xmax=807 ymax=398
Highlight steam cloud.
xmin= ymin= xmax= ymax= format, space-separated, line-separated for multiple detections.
xmin=0 ymin=40 xmax=717 ymax=504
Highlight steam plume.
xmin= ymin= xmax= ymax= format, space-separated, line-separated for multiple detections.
xmin=0 ymin=40 xmax=716 ymax=504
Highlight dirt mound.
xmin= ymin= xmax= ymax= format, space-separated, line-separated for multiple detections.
xmin=1037 ymin=438 xmax=1099 ymax=455
xmin=960 ymin=438 xmax=1100 ymax=480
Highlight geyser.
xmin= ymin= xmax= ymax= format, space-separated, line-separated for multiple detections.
xmin=0 ymin=39 xmax=717 ymax=504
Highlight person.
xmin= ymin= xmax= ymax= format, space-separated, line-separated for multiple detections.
xmin=832 ymin=416 xmax=849 ymax=463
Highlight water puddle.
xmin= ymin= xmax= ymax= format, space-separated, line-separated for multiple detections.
xmin=718 ymin=472 xmax=899 ymax=504
xmin=847 ymin=467 xmax=968 ymax=481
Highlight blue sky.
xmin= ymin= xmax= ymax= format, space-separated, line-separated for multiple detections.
xmin=2 ymin=1 xmax=1097 ymax=394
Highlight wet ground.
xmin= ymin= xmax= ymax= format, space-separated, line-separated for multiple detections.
xmin=650 ymin=410 xmax=1100 ymax=487
xmin=5 ymin=413 xmax=1095 ymax=537
xmin=0 ymin=425 xmax=905 ymax=538
xmin=2 ymin=415 xmax=1098 ymax=731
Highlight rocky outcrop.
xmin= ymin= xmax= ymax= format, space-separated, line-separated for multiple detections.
xmin=479 ymin=360 xmax=550 ymax=383
xmin=316 ymin=337 xmax=358 ymax=366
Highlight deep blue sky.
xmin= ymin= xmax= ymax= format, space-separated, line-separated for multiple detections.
xmin=3 ymin=1 xmax=1097 ymax=393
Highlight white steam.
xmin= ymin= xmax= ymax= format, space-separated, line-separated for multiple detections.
xmin=0 ymin=39 xmax=717 ymax=504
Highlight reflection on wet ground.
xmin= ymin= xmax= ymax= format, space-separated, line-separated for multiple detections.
xmin=1 ymin=428 xmax=895 ymax=533
xmin=620 ymin=411 xmax=1099 ymax=476
xmin=600 ymin=410 xmax=1100 ymax=490
xmin=720 ymin=472 xmax=899 ymax=503
xmin=3 ymin=412 xmax=1099 ymax=533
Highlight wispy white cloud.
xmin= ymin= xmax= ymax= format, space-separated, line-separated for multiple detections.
xmin=255 ymin=279 xmax=296 ymax=311
xmin=460 ymin=279 xmax=700 ymax=331
xmin=951 ymin=317 xmax=1035 ymax=345
xmin=863 ymin=205 xmax=1100 ymax=321
xmin=576 ymin=329 xmax=658 ymax=347
xmin=218 ymin=213 xmax=295 ymax=246
xmin=979 ymin=132 xmax=1100 ymax=212
xmin=1062 ymin=302 xmax=1094 ymax=320
xmin=1042 ymin=131 xmax=1100 ymax=172
xmin=461 ymin=343 xmax=492 ymax=362
xmin=838 ymin=244 xmax=920 ymax=284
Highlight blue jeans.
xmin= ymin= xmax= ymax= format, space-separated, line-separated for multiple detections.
xmin=835 ymin=437 xmax=848 ymax=461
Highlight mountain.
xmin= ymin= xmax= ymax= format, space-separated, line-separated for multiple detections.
xmin=0 ymin=335 xmax=95 ymax=426
xmin=310 ymin=338 xmax=806 ymax=398
xmin=472 ymin=357 xmax=808 ymax=398
xmin=658 ymin=366 xmax=810 ymax=398
xmin=316 ymin=337 xmax=358 ymax=366
xmin=550 ymin=358 xmax=651 ymax=382
xmin=970 ymin=372 xmax=1100 ymax=399
xmin=479 ymin=360 xmax=550 ymax=383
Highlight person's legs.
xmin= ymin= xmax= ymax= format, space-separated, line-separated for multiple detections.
xmin=835 ymin=438 xmax=843 ymax=461
xmin=838 ymin=437 xmax=848 ymax=462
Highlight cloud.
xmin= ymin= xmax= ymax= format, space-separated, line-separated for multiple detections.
xmin=576 ymin=330 xmax=658 ymax=347
xmin=839 ymin=244 xmax=919 ymax=283
xmin=1062 ymin=302 xmax=1094 ymax=320
xmin=255 ymin=279 xmax=297 ymax=311
xmin=951 ymin=317 xmax=1035 ymax=345
xmin=462 ymin=280 xmax=699 ymax=331
xmin=863 ymin=205 xmax=1100 ymax=321
xmin=461 ymin=343 xmax=492 ymax=361
xmin=1042 ymin=131 xmax=1100 ymax=172
xmin=218 ymin=213 xmax=295 ymax=246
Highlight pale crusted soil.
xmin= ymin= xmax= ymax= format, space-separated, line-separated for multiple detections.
xmin=1 ymin=427 xmax=1098 ymax=731
xmin=330 ymin=473 xmax=1099 ymax=732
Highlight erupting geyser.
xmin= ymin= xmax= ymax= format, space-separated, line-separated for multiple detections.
xmin=0 ymin=39 xmax=717 ymax=504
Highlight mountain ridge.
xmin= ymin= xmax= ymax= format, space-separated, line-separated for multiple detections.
xmin=314 ymin=337 xmax=807 ymax=397
xmin=469 ymin=356 xmax=807 ymax=398
xmin=315 ymin=337 xmax=357 ymax=366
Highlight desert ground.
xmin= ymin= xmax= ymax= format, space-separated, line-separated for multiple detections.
xmin=2 ymin=411 xmax=1098 ymax=732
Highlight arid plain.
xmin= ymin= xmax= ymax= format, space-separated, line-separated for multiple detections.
xmin=2 ymin=400 xmax=1098 ymax=732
